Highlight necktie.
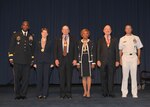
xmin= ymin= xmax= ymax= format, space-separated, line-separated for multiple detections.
xmin=24 ymin=32 xmax=27 ymax=36
xmin=63 ymin=36 xmax=67 ymax=56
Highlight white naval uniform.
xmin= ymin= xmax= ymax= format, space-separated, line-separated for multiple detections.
xmin=119 ymin=34 xmax=143 ymax=97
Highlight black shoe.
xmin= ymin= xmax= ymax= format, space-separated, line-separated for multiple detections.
xmin=43 ymin=96 xmax=47 ymax=99
xmin=37 ymin=95 xmax=43 ymax=99
xmin=83 ymin=95 xmax=86 ymax=98
xmin=86 ymin=96 xmax=91 ymax=99
xmin=109 ymin=94 xmax=115 ymax=98
xmin=102 ymin=93 xmax=108 ymax=97
xmin=66 ymin=95 xmax=72 ymax=99
xmin=20 ymin=96 xmax=26 ymax=99
xmin=60 ymin=96 xmax=65 ymax=99
xmin=15 ymin=96 xmax=21 ymax=100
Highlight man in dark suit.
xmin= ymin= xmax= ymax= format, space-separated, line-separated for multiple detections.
xmin=54 ymin=25 xmax=77 ymax=99
xmin=8 ymin=21 xmax=34 ymax=100
xmin=97 ymin=25 xmax=119 ymax=97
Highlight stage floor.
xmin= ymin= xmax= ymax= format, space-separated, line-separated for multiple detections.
xmin=0 ymin=85 xmax=150 ymax=107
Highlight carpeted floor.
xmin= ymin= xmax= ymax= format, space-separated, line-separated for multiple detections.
xmin=0 ymin=85 xmax=150 ymax=107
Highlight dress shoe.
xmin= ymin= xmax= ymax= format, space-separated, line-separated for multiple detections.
xmin=133 ymin=95 xmax=138 ymax=98
xmin=20 ymin=96 xmax=26 ymax=99
xmin=37 ymin=95 xmax=43 ymax=99
xmin=60 ymin=96 xmax=65 ymax=99
xmin=43 ymin=96 xmax=47 ymax=99
xmin=109 ymin=94 xmax=115 ymax=98
xmin=102 ymin=93 xmax=108 ymax=97
xmin=66 ymin=95 xmax=72 ymax=99
xmin=122 ymin=94 xmax=127 ymax=98
xmin=15 ymin=96 xmax=21 ymax=100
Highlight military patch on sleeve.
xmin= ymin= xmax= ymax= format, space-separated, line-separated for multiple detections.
xmin=29 ymin=35 xmax=33 ymax=41
xmin=16 ymin=36 xmax=21 ymax=41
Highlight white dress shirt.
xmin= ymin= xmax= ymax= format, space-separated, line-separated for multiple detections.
xmin=62 ymin=35 xmax=70 ymax=53
xmin=119 ymin=34 xmax=143 ymax=54
xmin=22 ymin=30 xmax=28 ymax=36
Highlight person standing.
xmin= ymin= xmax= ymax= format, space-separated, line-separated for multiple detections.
xmin=97 ymin=25 xmax=119 ymax=97
xmin=33 ymin=28 xmax=54 ymax=99
xmin=8 ymin=21 xmax=35 ymax=100
xmin=54 ymin=25 xmax=77 ymax=99
xmin=77 ymin=29 xmax=96 ymax=98
xmin=119 ymin=25 xmax=143 ymax=98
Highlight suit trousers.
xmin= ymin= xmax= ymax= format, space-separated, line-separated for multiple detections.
xmin=59 ymin=55 xmax=72 ymax=97
xmin=121 ymin=54 xmax=138 ymax=96
xmin=13 ymin=63 xmax=30 ymax=97
xmin=100 ymin=62 xmax=115 ymax=95
xmin=36 ymin=62 xmax=50 ymax=96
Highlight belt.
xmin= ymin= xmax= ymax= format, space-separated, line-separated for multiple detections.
xmin=123 ymin=53 xmax=136 ymax=55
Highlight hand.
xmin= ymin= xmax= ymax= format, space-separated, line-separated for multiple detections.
xmin=91 ymin=64 xmax=95 ymax=69
xmin=9 ymin=59 xmax=14 ymax=64
xmin=97 ymin=60 xmax=101 ymax=67
xmin=138 ymin=58 xmax=140 ymax=65
xmin=33 ymin=64 xmax=37 ymax=68
xmin=77 ymin=64 xmax=80 ymax=69
xmin=50 ymin=64 xmax=54 ymax=68
xmin=72 ymin=60 xmax=77 ymax=66
xmin=115 ymin=61 xmax=120 ymax=67
xmin=55 ymin=59 xmax=60 ymax=67
xmin=31 ymin=61 xmax=34 ymax=66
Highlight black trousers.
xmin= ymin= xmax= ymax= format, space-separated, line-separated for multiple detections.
xmin=100 ymin=62 xmax=115 ymax=95
xmin=36 ymin=62 xmax=50 ymax=96
xmin=59 ymin=55 xmax=72 ymax=97
xmin=13 ymin=63 xmax=30 ymax=97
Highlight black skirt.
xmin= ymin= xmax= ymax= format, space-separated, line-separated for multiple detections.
xmin=81 ymin=53 xmax=91 ymax=77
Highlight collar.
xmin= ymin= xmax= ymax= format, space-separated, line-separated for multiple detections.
xmin=104 ymin=35 xmax=111 ymax=39
xmin=81 ymin=39 xmax=90 ymax=43
xmin=125 ymin=34 xmax=133 ymax=36
xmin=62 ymin=34 xmax=69 ymax=39
xmin=22 ymin=30 xmax=28 ymax=35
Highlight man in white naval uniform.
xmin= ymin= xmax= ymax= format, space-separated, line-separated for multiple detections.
xmin=119 ymin=25 xmax=143 ymax=98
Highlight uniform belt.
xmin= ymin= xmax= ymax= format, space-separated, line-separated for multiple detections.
xmin=123 ymin=53 xmax=136 ymax=55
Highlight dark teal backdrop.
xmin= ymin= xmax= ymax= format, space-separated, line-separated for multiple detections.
xmin=0 ymin=0 xmax=150 ymax=85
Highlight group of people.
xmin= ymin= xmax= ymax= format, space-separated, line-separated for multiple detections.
xmin=8 ymin=21 xmax=143 ymax=100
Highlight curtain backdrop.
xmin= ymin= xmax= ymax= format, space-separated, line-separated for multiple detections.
xmin=0 ymin=0 xmax=150 ymax=85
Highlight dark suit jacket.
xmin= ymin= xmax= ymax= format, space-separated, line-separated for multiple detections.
xmin=54 ymin=35 xmax=77 ymax=65
xmin=8 ymin=31 xmax=34 ymax=64
xmin=34 ymin=37 xmax=53 ymax=64
xmin=97 ymin=37 xmax=119 ymax=65
xmin=77 ymin=40 xmax=96 ymax=64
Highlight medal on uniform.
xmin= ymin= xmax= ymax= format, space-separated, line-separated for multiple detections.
xmin=123 ymin=41 xmax=126 ymax=43
xmin=16 ymin=36 xmax=21 ymax=45
xmin=133 ymin=38 xmax=137 ymax=44
xmin=41 ymin=48 xmax=44 ymax=52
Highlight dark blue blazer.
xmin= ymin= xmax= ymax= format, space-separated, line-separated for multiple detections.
xmin=34 ymin=37 xmax=54 ymax=64
xmin=97 ymin=37 xmax=119 ymax=65
xmin=54 ymin=36 xmax=77 ymax=64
